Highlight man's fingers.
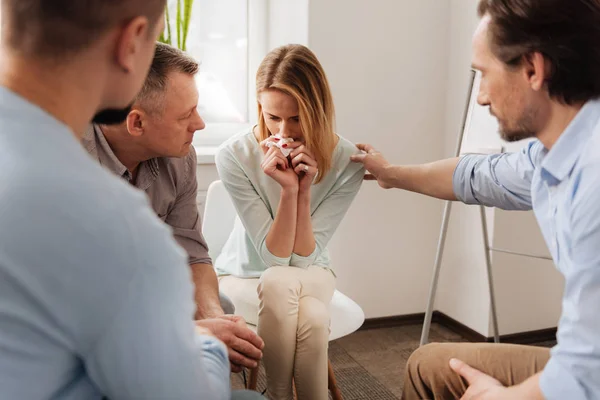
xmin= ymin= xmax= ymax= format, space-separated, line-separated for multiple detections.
xmin=449 ymin=358 xmax=483 ymax=385
xmin=356 ymin=143 xmax=374 ymax=153
xmin=350 ymin=153 xmax=366 ymax=163
xmin=364 ymin=174 xmax=377 ymax=180
xmin=230 ymin=336 xmax=263 ymax=362
xmin=230 ymin=362 xmax=243 ymax=373
xmin=228 ymin=348 xmax=258 ymax=369
xmin=233 ymin=324 xmax=265 ymax=350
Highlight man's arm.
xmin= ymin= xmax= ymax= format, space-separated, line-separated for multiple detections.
xmin=164 ymin=151 xmax=224 ymax=318
xmin=191 ymin=263 xmax=223 ymax=319
xmin=166 ymin=152 xmax=264 ymax=372
xmin=351 ymin=141 xmax=544 ymax=210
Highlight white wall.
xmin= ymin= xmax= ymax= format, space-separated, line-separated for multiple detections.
xmin=434 ymin=0 xmax=493 ymax=335
xmin=308 ymin=0 xmax=450 ymax=317
xmin=268 ymin=0 xmax=309 ymax=49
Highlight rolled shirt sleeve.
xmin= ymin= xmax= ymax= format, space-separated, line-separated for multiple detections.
xmin=452 ymin=140 xmax=545 ymax=210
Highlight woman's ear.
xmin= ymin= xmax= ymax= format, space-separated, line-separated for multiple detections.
xmin=126 ymin=110 xmax=145 ymax=137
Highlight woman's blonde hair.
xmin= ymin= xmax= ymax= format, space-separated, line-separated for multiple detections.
xmin=256 ymin=44 xmax=336 ymax=184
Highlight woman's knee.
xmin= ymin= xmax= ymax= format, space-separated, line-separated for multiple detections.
xmin=258 ymin=266 xmax=301 ymax=301
xmin=297 ymin=297 xmax=330 ymax=341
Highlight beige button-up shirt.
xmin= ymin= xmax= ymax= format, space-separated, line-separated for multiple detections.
xmin=82 ymin=124 xmax=211 ymax=266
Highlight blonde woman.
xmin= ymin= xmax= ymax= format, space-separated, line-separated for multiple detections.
xmin=215 ymin=44 xmax=364 ymax=400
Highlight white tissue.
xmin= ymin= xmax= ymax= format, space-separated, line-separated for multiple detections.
xmin=265 ymin=133 xmax=294 ymax=157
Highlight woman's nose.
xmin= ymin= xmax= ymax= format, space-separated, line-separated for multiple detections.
xmin=279 ymin=122 xmax=291 ymax=138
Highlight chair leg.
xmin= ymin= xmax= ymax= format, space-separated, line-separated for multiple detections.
xmin=328 ymin=359 xmax=343 ymax=400
xmin=247 ymin=365 xmax=259 ymax=391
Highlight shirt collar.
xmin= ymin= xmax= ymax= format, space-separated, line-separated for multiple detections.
xmin=91 ymin=124 xmax=130 ymax=179
xmin=87 ymin=124 xmax=160 ymax=186
xmin=540 ymin=99 xmax=600 ymax=184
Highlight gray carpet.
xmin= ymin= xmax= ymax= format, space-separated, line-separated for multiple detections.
xmin=231 ymin=322 xmax=556 ymax=399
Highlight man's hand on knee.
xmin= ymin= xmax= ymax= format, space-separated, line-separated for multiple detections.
xmin=450 ymin=358 xmax=508 ymax=400
xmin=196 ymin=316 xmax=264 ymax=373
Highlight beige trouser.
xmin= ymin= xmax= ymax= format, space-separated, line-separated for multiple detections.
xmin=402 ymin=342 xmax=551 ymax=400
xmin=220 ymin=266 xmax=336 ymax=400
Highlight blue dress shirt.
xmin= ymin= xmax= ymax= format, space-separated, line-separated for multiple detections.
xmin=0 ymin=86 xmax=231 ymax=399
xmin=454 ymin=99 xmax=600 ymax=399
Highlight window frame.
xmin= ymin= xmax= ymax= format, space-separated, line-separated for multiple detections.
xmin=193 ymin=0 xmax=268 ymax=163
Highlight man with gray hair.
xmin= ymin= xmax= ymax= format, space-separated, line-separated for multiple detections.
xmin=83 ymin=42 xmax=264 ymax=373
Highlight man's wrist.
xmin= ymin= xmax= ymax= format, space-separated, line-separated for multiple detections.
xmin=380 ymin=164 xmax=396 ymax=187
xmin=195 ymin=302 xmax=225 ymax=320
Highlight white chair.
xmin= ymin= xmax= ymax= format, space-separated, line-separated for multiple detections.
xmin=203 ymin=180 xmax=365 ymax=400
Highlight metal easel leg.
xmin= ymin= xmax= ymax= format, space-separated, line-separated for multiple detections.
xmin=479 ymin=205 xmax=500 ymax=343
xmin=420 ymin=200 xmax=453 ymax=346
xmin=420 ymin=69 xmax=475 ymax=346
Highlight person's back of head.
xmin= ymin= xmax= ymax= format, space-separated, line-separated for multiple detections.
xmin=256 ymin=44 xmax=336 ymax=183
xmin=1 ymin=0 xmax=167 ymax=133
xmin=0 ymin=2 xmax=238 ymax=399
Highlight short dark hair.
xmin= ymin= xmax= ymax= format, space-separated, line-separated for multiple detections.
xmin=135 ymin=42 xmax=199 ymax=113
xmin=2 ymin=0 xmax=166 ymax=57
xmin=478 ymin=0 xmax=600 ymax=104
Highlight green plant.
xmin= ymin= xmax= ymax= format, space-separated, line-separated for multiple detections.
xmin=158 ymin=0 xmax=195 ymax=51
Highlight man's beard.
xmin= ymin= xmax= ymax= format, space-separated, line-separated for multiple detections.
xmin=92 ymin=104 xmax=133 ymax=125
xmin=496 ymin=107 xmax=537 ymax=143
xmin=499 ymin=125 xmax=536 ymax=142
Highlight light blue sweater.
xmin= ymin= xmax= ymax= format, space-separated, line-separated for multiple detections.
xmin=214 ymin=130 xmax=365 ymax=278
xmin=0 ymin=87 xmax=230 ymax=399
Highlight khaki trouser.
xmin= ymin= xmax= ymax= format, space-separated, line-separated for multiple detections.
xmin=402 ymin=342 xmax=551 ymax=400
xmin=220 ymin=266 xmax=336 ymax=400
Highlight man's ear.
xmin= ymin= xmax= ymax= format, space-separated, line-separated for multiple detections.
xmin=523 ymin=52 xmax=549 ymax=92
xmin=114 ymin=16 xmax=150 ymax=74
xmin=126 ymin=110 xmax=145 ymax=137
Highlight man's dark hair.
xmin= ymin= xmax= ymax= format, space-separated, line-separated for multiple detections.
xmin=2 ymin=0 xmax=166 ymax=57
xmin=478 ymin=0 xmax=600 ymax=104
xmin=135 ymin=42 xmax=199 ymax=113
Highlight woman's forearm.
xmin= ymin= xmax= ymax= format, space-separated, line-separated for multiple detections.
xmin=265 ymin=188 xmax=298 ymax=258
xmin=293 ymin=190 xmax=316 ymax=256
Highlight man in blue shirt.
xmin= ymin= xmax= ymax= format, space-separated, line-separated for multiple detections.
xmin=0 ymin=0 xmax=262 ymax=399
xmin=353 ymin=0 xmax=600 ymax=399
